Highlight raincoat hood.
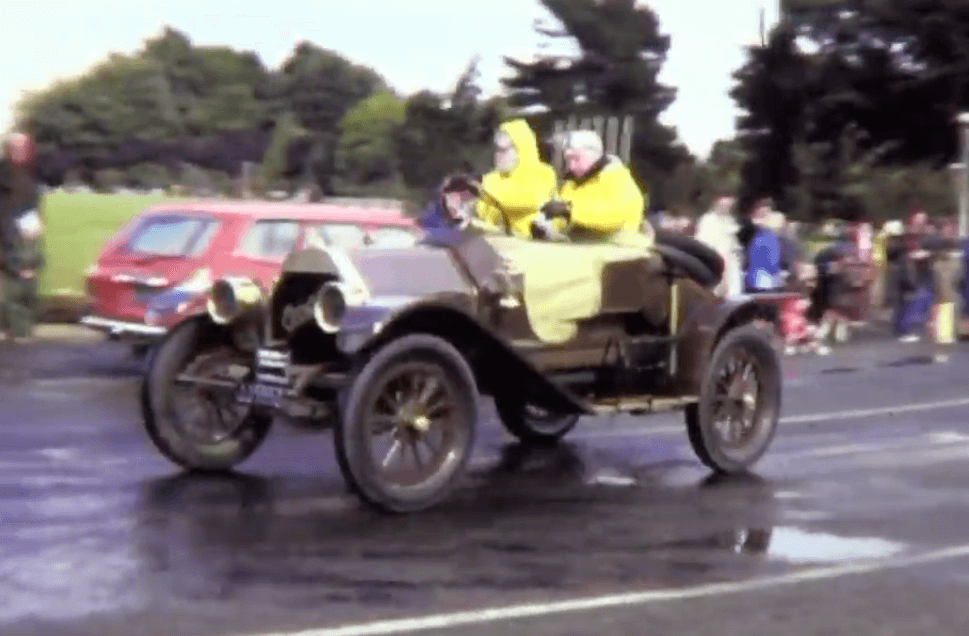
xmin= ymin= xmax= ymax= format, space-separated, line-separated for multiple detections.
xmin=497 ymin=119 xmax=542 ymax=172
xmin=473 ymin=119 xmax=558 ymax=237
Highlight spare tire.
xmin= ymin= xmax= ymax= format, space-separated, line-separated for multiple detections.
xmin=655 ymin=231 xmax=725 ymax=282
xmin=654 ymin=244 xmax=718 ymax=288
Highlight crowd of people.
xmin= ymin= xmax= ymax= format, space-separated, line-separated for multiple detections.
xmin=659 ymin=198 xmax=968 ymax=361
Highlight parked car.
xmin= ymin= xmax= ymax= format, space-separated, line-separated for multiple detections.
xmin=81 ymin=200 xmax=420 ymax=351
xmin=140 ymin=181 xmax=783 ymax=514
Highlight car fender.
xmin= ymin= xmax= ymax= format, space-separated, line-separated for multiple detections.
xmin=673 ymin=291 xmax=778 ymax=395
xmin=337 ymin=300 xmax=593 ymax=416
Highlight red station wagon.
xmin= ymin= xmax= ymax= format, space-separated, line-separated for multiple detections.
xmin=81 ymin=200 xmax=420 ymax=347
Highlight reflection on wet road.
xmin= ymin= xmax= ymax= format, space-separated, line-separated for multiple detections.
xmin=2 ymin=341 xmax=969 ymax=635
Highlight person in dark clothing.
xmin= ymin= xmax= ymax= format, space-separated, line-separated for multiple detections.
xmin=899 ymin=211 xmax=935 ymax=341
xmin=883 ymin=225 xmax=912 ymax=338
xmin=0 ymin=132 xmax=45 ymax=343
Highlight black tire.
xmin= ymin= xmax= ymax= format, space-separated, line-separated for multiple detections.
xmin=685 ymin=323 xmax=781 ymax=473
xmin=655 ymin=230 xmax=725 ymax=281
xmin=654 ymin=244 xmax=718 ymax=288
xmin=335 ymin=334 xmax=479 ymax=513
xmin=494 ymin=396 xmax=580 ymax=444
xmin=141 ymin=317 xmax=273 ymax=472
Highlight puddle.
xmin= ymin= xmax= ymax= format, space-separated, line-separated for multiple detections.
xmin=879 ymin=356 xmax=933 ymax=368
xmin=767 ymin=527 xmax=906 ymax=564
xmin=820 ymin=367 xmax=861 ymax=375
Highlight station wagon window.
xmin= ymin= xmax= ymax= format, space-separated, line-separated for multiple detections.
xmin=126 ymin=215 xmax=219 ymax=257
xmin=238 ymin=220 xmax=301 ymax=259
xmin=309 ymin=223 xmax=367 ymax=249
xmin=368 ymin=226 xmax=418 ymax=247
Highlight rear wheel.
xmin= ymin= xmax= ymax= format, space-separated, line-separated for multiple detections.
xmin=685 ymin=324 xmax=781 ymax=473
xmin=141 ymin=318 xmax=272 ymax=472
xmin=335 ymin=335 xmax=479 ymax=513
xmin=494 ymin=395 xmax=579 ymax=444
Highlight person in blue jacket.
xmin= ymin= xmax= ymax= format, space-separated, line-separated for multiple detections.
xmin=744 ymin=199 xmax=782 ymax=292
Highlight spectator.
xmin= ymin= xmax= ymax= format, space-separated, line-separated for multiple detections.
xmin=881 ymin=220 xmax=913 ymax=340
xmin=744 ymin=199 xmax=782 ymax=293
xmin=695 ymin=195 xmax=743 ymax=298
xmin=807 ymin=238 xmax=849 ymax=354
xmin=900 ymin=208 xmax=935 ymax=342
xmin=0 ymin=131 xmax=45 ymax=347
xmin=927 ymin=221 xmax=962 ymax=362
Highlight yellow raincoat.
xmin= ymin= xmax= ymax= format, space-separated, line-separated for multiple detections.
xmin=475 ymin=119 xmax=558 ymax=237
xmin=558 ymin=156 xmax=645 ymax=242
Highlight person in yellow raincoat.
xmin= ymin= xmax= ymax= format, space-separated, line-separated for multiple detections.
xmin=470 ymin=119 xmax=558 ymax=237
xmin=530 ymin=130 xmax=647 ymax=244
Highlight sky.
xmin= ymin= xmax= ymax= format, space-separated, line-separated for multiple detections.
xmin=0 ymin=0 xmax=780 ymax=159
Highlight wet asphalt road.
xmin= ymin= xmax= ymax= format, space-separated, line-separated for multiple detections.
xmin=2 ymin=337 xmax=969 ymax=635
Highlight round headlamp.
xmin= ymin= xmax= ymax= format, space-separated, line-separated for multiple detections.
xmin=313 ymin=282 xmax=348 ymax=333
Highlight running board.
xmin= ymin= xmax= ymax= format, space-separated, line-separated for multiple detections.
xmin=587 ymin=395 xmax=698 ymax=416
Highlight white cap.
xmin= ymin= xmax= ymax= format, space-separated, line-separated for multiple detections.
xmin=565 ymin=130 xmax=604 ymax=156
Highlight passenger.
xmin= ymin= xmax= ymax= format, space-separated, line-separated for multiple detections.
xmin=445 ymin=119 xmax=556 ymax=238
xmin=530 ymin=130 xmax=646 ymax=243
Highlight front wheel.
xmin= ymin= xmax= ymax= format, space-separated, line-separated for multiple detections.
xmin=141 ymin=317 xmax=273 ymax=472
xmin=685 ymin=323 xmax=781 ymax=473
xmin=335 ymin=334 xmax=479 ymax=513
xmin=494 ymin=395 xmax=579 ymax=444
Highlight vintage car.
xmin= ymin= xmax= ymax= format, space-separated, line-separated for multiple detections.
xmin=141 ymin=185 xmax=782 ymax=514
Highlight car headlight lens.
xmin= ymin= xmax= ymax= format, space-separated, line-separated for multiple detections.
xmin=313 ymin=282 xmax=348 ymax=333
xmin=208 ymin=280 xmax=237 ymax=324
xmin=207 ymin=278 xmax=263 ymax=325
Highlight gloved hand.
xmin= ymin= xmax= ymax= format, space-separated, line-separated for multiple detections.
xmin=442 ymin=174 xmax=480 ymax=196
xmin=540 ymin=199 xmax=571 ymax=220
xmin=531 ymin=213 xmax=555 ymax=239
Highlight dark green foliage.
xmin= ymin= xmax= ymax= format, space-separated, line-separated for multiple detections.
xmin=501 ymin=0 xmax=690 ymax=210
xmin=733 ymin=0 xmax=969 ymax=219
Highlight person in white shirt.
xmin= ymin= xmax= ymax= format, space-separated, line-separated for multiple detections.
xmin=694 ymin=195 xmax=743 ymax=298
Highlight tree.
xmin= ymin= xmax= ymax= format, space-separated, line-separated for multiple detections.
xmin=501 ymin=0 xmax=690 ymax=208
xmin=395 ymin=59 xmax=506 ymax=198
xmin=335 ymin=89 xmax=406 ymax=190
xmin=732 ymin=0 xmax=969 ymax=219
xmin=15 ymin=26 xmax=275 ymax=186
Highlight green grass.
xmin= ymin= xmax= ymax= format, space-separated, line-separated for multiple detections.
xmin=37 ymin=191 xmax=181 ymax=297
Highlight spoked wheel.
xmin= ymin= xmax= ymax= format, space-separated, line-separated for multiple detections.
xmin=142 ymin=318 xmax=273 ymax=472
xmin=686 ymin=324 xmax=781 ymax=473
xmin=494 ymin=395 xmax=579 ymax=444
xmin=335 ymin=334 xmax=478 ymax=513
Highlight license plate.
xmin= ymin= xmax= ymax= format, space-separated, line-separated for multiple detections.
xmin=237 ymin=381 xmax=287 ymax=408
xmin=237 ymin=348 xmax=291 ymax=408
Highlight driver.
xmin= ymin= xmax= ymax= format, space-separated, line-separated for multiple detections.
xmin=448 ymin=119 xmax=557 ymax=237
xmin=531 ymin=130 xmax=647 ymax=243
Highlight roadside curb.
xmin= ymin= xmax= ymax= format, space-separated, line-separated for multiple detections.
xmin=32 ymin=323 xmax=105 ymax=344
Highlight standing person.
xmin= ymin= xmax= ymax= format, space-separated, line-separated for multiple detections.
xmin=898 ymin=207 xmax=934 ymax=342
xmin=0 ymin=131 xmax=45 ymax=345
xmin=869 ymin=221 xmax=891 ymax=317
xmin=928 ymin=221 xmax=962 ymax=362
xmin=807 ymin=238 xmax=849 ymax=355
xmin=744 ymin=199 xmax=782 ymax=293
xmin=882 ymin=221 xmax=913 ymax=340
xmin=695 ymin=194 xmax=742 ymax=298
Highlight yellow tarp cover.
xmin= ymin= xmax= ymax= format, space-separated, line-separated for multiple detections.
xmin=483 ymin=232 xmax=656 ymax=344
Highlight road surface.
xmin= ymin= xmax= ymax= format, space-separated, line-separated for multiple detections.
xmin=1 ymin=335 xmax=968 ymax=636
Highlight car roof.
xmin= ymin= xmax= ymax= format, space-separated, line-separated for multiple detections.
xmin=141 ymin=199 xmax=416 ymax=226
